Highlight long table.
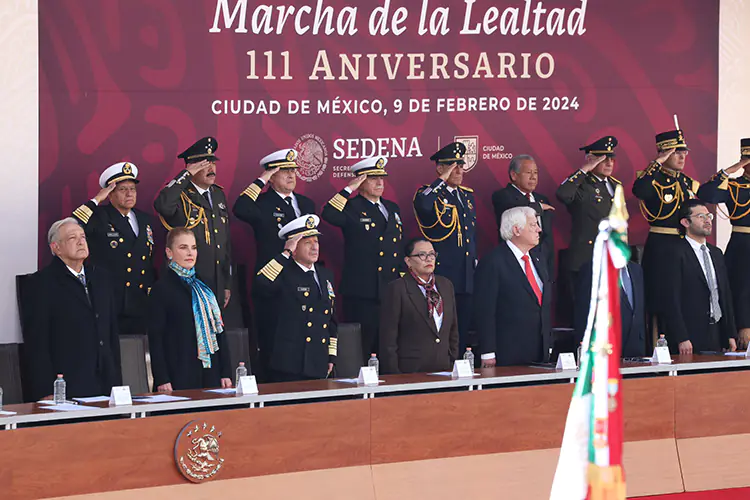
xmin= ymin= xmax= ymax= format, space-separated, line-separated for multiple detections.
xmin=2 ymin=355 xmax=750 ymax=499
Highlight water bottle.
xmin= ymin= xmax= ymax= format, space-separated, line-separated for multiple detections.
xmin=656 ymin=335 xmax=668 ymax=348
xmin=577 ymin=342 xmax=584 ymax=368
xmin=53 ymin=374 xmax=66 ymax=404
xmin=368 ymin=353 xmax=379 ymax=376
xmin=235 ymin=362 xmax=248 ymax=388
xmin=463 ymin=347 xmax=475 ymax=368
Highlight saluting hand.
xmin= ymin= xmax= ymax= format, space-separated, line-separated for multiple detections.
xmin=580 ymin=154 xmax=606 ymax=173
xmin=540 ymin=202 xmax=556 ymax=211
xmin=654 ymin=148 xmax=676 ymax=166
xmin=260 ymin=166 xmax=281 ymax=183
xmin=725 ymin=157 xmax=750 ymax=175
xmin=93 ymin=183 xmax=117 ymax=204
xmin=187 ymin=160 xmax=211 ymax=176
xmin=438 ymin=163 xmax=458 ymax=182
xmin=284 ymin=233 xmax=304 ymax=255
xmin=346 ymin=174 xmax=367 ymax=191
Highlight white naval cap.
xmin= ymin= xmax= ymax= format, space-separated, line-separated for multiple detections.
xmin=260 ymin=149 xmax=298 ymax=170
xmin=351 ymin=156 xmax=388 ymax=176
xmin=99 ymin=162 xmax=139 ymax=188
xmin=278 ymin=214 xmax=322 ymax=240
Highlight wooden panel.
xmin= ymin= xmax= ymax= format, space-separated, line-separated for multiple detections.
xmin=622 ymin=439 xmax=683 ymax=497
xmin=370 ymin=384 xmax=573 ymax=463
xmin=0 ymin=400 xmax=370 ymax=500
xmin=623 ymin=377 xmax=676 ymax=441
xmin=675 ymin=371 xmax=750 ymax=439
xmin=678 ymin=434 xmax=750 ymax=492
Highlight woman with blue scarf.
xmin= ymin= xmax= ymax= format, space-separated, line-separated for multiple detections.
xmin=148 ymin=228 xmax=232 ymax=391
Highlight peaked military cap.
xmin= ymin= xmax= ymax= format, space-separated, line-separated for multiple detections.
xmin=580 ymin=136 xmax=618 ymax=157
xmin=177 ymin=137 xmax=219 ymax=164
xmin=99 ymin=162 xmax=139 ymax=188
xmin=351 ymin=156 xmax=388 ymax=177
xmin=741 ymin=138 xmax=750 ymax=158
xmin=260 ymin=149 xmax=298 ymax=170
xmin=430 ymin=141 xmax=466 ymax=165
xmin=655 ymin=129 xmax=689 ymax=152
xmin=278 ymin=214 xmax=322 ymax=240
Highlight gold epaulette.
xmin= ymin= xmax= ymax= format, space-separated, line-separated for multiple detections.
xmin=257 ymin=258 xmax=284 ymax=281
xmin=328 ymin=193 xmax=348 ymax=212
xmin=241 ymin=183 xmax=262 ymax=202
xmin=690 ymin=178 xmax=700 ymax=193
xmin=73 ymin=204 xmax=94 ymax=224
xmin=328 ymin=337 xmax=338 ymax=356
xmin=213 ymin=184 xmax=224 ymax=190
xmin=637 ymin=161 xmax=661 ymax=179
xmin=459 ymin=185 xmax=474 ymax=193
xmin=610 ymin=175 xmax=621 ymax=185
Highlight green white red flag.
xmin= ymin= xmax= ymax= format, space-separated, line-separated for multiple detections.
xmin=550 ymin=185 xmax=630 ymax=500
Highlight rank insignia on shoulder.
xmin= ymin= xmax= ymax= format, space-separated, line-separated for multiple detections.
xmin=146 ymin=225 xmax=154 ymax=245
xmin=327 ymin=280 xmax=335 ymax=299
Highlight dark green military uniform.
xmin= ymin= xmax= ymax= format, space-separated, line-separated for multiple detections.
xmin=154 ymin=137 xmax=232 ymax=296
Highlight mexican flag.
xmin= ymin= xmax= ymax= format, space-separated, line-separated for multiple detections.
xmin=550 ymin=185 xmax=630 ymax=500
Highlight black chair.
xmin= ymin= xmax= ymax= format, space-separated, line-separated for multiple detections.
xmin=120 ymin=335 xmax=150 ymax=394
xmin=16 ymin=273 xmax=39 ymax=402
xmin=335 ymin=323 xmax=363 ymax=378
xmin=225 ymin=328 xmax=251 ymax=376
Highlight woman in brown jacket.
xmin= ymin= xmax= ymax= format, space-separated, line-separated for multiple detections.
xmin=379 ymin=238 xmax=460 ymax=374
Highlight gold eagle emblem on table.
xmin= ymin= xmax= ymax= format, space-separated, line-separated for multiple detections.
xmin=174 ymin=420 xmax=225 ymax=482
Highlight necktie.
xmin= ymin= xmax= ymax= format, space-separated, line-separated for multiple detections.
xmin=620 ymin=267 xmax=633 ymax=308
xmin=521 ymin=255 xmax=542 ymax=305
xmin=306 ymin=270 xmax=321 ymax=295
xmin=374 ymin=202 xmax=387 ymax=224
xmin=700 ymin=245 xmax=722 ymax=322
xmin=283 ymin=197 xmax=292 ymax=206
xmin=202 ymin=190 xmax=212 ymax=209
xmin=525 ymin=192 xmax=531 ymax=202
xmin=77 ymin=273 xmax=91 ymax=303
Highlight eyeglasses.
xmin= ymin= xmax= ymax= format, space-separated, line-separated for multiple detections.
xmin=688 ymin=213 xmax=714 ymax=221
xmin=409 ymin=251 xmax=438 ymax=261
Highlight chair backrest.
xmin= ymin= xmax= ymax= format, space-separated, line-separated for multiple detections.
xmin=335 ymin=323 xmax=363 ymax=378
xmin=120 ymin=335 xmax=149 ymax=394
xmin=0 ymin=344 xmax=23 ymax=404
xmin=16 ymin=272 xmax=39 ymax=402
xmin=224 ymin=328 xmax=250 ymax=376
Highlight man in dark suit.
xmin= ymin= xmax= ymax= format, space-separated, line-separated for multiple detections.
xmin=491 ymin=155 xmax=555 ymax=278
xmin=380 ymin=238 xmax=459 ymax=374
xmin=71 ymin=162 xmax=156 ymax=336
xmin=154 ymin=136 xmax=232 ymax=304
xmin=254 ymin=215 xmax=337 ymax=382
xmin=322 ymin=156 xmax=403 ymax=362
xmin=475 ymin=206 xmax=552 ymax=367
xmin=25 ymin=218 xmax=122 ymax=401
xmin=557 ymin=137 xmax=622 ymax=324
xmin=575 ymin=261 xmax=646 ymax=358
xmin=233 ymin=148 xmax=316 ymax=378
xmin=414 ymin=142 xmax=477 ymax=352
xmin=662 ymin=199 xmax=737 ymax=354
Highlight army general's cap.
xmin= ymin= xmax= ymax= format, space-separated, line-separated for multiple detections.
xmin=655 ymin=129 xmax=689 ymax=152
xmin=580 ymin=136 xmax=618 ymax=157
xmin=429 ymin=142 xmax=466 ymax=165
xmin=99 ymin=162 xmax=139 ymax=188
xmin=177 ymin=137 xmax=219 ymax=164
xmin=278 ymin=214 xmax=322 ymax=241
xmin=351 ymin=156 xmax=388 ymax=177
xmin=741 ymin=138 xmax=750 ymax=158
xmin=260 ymin=149 xmax=298 ymax=170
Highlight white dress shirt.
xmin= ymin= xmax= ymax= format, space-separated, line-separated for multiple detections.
xmin=295 ymin=260 xmax=320 ymax=290
xmin=482 ymin=240 xmax=543 ymax=361
xmin=343 ymin=187 xmax=389 ymax=220
xmin=274 ymin=189 xmax=302 ymax=217
xmin=90 ymin=199 xmax=139 ymax=236
xmin=414 ymin=276 xmax=443 ymax=331
xmin=66 ymin=265 xmax=86 ymax=281
xmin=191 ymin=182 xmax=212 ymax=208
xmin=591 ymin=174 xmax=615 ymax=196
xmin=446 ymin=185 xmax=464 ymax=207
xmin=685 ymin=235 xmax=721 ymax=320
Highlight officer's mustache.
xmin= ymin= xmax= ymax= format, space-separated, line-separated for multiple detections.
xmin=206 ymin=172 xmax=216 ymax=177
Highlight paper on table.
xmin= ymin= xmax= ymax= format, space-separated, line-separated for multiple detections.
xmin=74 ymin=396 xmax=110 ymax=403
xmin=724 ymin=352 xmax=747 ymax=357
xmin=428 ymin=371 xmax=481 ymax=377
xmin=133 ymin=395 xmax=190 ymax=403
xmin=334 ymin=378 xmax=385 ymax=384
xmin=205 ymin=388 xmax=237 ymax=394
xmin=0 ymin=410 xmax=17 ymax=416
xmin=42 ymin=403 xmax=99 ymax=412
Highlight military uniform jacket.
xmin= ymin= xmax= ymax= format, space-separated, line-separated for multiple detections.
xmin=632 ymin=162 xmax=700 ymax=229
xmin=72 ymin=201 xmax=156 ymax=317
xmin=254 ymin=255 xmax=338 ymax=378
xmin=413 ymin=179 xmax=477 ymax=295
xmin=322 ymin=189 xmax=403 ymax=300
xmin=492 ymin=183 xmax=555 ymax=277
xmin=154 ymin=169 xmax=232 ymax=295
xmin=698 ymin=171 xmax=750 ymax=227
xmin=233 ymin=179 xmax=316 ymax=272
xmin=556 ymin=171 xmax=621 ymax=272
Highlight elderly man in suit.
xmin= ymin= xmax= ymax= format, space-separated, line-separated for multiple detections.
xmin=25 ymin=218 xmax=122 ymax=401
xmin=491 ymin=155 xmax=555 ymax=278
xmin=380 ymin=237 xmax=459 ymax=374
xmin=662 ymin=199 xmax=737 ymax=354
xmin=475 ymin=206 xmax=552 ymax=367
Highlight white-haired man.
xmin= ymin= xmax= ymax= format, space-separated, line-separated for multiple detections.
xmin=474 ymin=206 xmax=552 ymax=367
xmin=24 ymin=218 xmax=122 ymax=401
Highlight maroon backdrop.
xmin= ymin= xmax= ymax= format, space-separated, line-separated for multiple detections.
xmin=39 ymin=0 xmax=719 ymax=292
